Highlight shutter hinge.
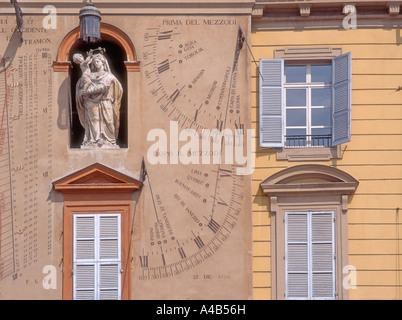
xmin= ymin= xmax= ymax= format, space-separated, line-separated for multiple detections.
xmin=71 ymin=269 xmax=74 ymax=275
xmin=120 ymin=269 xmax=124 ymax=274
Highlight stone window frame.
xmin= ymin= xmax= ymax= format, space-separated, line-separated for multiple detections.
xmin=260 ymin=164 xmax=359 ymax=300
xmin=53 ymin=162 xmax=143 ymax=300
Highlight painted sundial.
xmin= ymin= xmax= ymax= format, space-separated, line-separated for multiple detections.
xmin=133 ymin=16 xmax=252 ymax=298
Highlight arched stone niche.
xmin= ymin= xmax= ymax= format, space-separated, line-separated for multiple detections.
xmin=53 ymin=23 xmax=140 ymax=72
xmin=53 ymin=23 xmax=140 ymax=148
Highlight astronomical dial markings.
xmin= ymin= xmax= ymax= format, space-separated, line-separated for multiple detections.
xmin=144 ymin=25 xmax=244 ymax=133
xmin=139 ymin=22 xmax=247 ymax=280
xmin=207 ymin=218 xmax=221 ymax=234
xmin=139 ymin=164 xmax=244 ymax=279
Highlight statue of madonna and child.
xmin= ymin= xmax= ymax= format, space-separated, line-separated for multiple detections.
xmin=73 ymin=47 xmax=123 ymax=149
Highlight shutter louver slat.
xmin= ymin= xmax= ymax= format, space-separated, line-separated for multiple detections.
xmin=75 ymin=216 xmax=95 ymax=239
xmin=75 ymin=216 xmax=96 ymax=261
xmin=75 ymin=290 xmax=95 ymax=300
xmin=312 ymin=243 xmax=333 ymax=271
xmin=261 ymin=61 xmax=282 ymax=87
xmin=332 ymin=52 xmax=351 ymax=146
xmin=76 ymin=240 xmax=95 ymax=260
xmin=100 ymin=290 xmax=119 ymax=300
xmin=288 ymin=273 xmax=308 ymax=298
xmin=287 ymin=214 xmax=308 ymax=242
xmin=313 ymin=273 xmax=334 ymax=298
xmin=259 ymin=59 xmax=284 ymax=147
xmin=100 ymin=264 xmax=119 ymax=289
xmin=100 ymin=240 xmax=119 ymax=259
xmin=261 ymin=116 xmax=283 ymax=147
xmin=287 ymin=244 xmax=308 ymax=272
xmin=100 ymin=216 xmax=119 ymax=238
xmin=76 ymin=264 xmax=95 ymax=288
xmin=312 ymin=213 xmax=333 ymax=242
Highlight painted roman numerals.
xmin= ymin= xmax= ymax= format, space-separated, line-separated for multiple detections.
xmin=158 ymin=30 xmax=173 ymax=41
xmin=178 ymin=247 xmax=186 ymax=259
xmin=158 ymin=59 xmax=170 ymax=74
xmin=207 ymin=219 xmax=221 ymax=234
xmin=194 ymin=236 xmax=205 ymax=249
xmin=140 ymin=255 xmax=149 ymax=268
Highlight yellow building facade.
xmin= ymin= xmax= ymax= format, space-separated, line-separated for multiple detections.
xmin=251 ymin=1 xmax=402 ymax=300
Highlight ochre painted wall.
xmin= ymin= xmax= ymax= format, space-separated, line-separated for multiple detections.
xmin=251 ymin=28 xmax=402 ymax=300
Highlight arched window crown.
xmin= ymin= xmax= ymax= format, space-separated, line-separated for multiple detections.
xmin=53 ymin=23 xmax=139 ymax=72
xmin=261 ymin=164 xmax=359 ymax=196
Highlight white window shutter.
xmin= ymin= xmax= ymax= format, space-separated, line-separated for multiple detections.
xmin=99 ymin=215 xmax=121 ymax=300
xmin=286 ymin=213 xmax=309 ymax=299
xmin=332 ymin=52 xmax=352 ymax=146
xmin=74 ymin=215 xmax=96 ymax=300
xmin=73 ymin=214 xmax=121 ymax=300
xmin=311 ymin=212 xmax=335 ymax=299
xmin=259 ymin=59 xmax=284 ymax=148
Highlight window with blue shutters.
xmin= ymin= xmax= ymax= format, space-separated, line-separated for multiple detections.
xmin=259 ymin=52 xmax=351 ymax=149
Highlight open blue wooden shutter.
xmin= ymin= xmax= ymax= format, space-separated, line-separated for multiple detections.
xmin=259 ymin=59 xmax=284 ymax=147
xmin=332 ymin=52 xmax=351 ymax=146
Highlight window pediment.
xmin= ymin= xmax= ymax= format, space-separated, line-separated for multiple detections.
xmin=260 ymin=164 xmax=358 ymax=196
xmin=53 ymin=162 xmax=143 ymax=194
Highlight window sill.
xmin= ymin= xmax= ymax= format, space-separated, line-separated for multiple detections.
xmin=276 ymin=144 xmax=342 ymax=161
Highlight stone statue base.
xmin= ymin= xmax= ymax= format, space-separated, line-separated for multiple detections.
xmin=81 ymin=144 xmax=120 ymax=150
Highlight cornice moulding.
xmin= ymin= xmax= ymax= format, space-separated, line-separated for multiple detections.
xmin=0 ymin=1 xmax=255 ymax=15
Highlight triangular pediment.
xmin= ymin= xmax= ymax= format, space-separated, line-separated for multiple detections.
xmin=53 ymin=163 xmax=143 ymax=193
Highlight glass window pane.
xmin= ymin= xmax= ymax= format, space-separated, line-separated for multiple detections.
xmin=311 ymin=65 xmax=332 ymax=83
xmin=285 ymin=65 xmax=306 ymax=83
xmin=312 ymin=88 xmax=331 ymax=106
xmin=286 ymin=109 xmax=306 ymax=126
xmin=287 ymin=128 xmax=306 ymax=136
xmin=286 ymin=89 xmax=306 ymax=107
xmin=312 ymin=108 xmax=332 ymax=126
xmin=311 ymin=128 xmax=331 ymax=136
